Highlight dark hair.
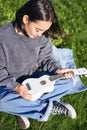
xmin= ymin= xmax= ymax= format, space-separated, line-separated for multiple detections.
xmin=16 ymin=0 xmax=63 ymax=38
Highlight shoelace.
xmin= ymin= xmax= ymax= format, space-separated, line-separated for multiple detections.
xmin=52 ymin=105 xmax=68 ymax=115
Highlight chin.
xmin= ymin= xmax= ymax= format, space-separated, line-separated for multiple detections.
xmin=28 ymin=34 xmax=34 ymax=38
xmin=30 ymin=35 xmax=38 ymax=39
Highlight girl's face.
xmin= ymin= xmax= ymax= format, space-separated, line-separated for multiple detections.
xmin=23 ymin=15 xmax=52 ymax=38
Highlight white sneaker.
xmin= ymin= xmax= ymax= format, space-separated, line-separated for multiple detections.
xmin=16 ymin=116 xmax=30 ymax=129
xmin=52 ymin=101 xmax=77 ymax=119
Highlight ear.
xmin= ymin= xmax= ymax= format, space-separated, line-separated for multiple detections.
xmin=23 ymin=15 xmax=30 ymax=24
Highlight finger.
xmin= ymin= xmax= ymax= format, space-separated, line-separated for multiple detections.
xmin=20 ymin=91 xmax=33 ymax=100
xmin=24 ymin=93 xmax=33 ymax=100
xmin=64 ymin=72 xmax=74 ymax=78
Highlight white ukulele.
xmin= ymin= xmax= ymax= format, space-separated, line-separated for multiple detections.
xmin=22 ymin=68 xmax=87 ymax=101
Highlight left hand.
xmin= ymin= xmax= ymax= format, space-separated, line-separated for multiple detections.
xmin=55 ymin=68 xmax=74 ymax=78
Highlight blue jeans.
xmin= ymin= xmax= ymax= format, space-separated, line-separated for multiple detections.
xmin=0 ymin=78 xmax=73 ymax=122
xmin=0 ymin=45 xmax=87 ymax=122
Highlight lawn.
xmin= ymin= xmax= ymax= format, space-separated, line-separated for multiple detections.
xmin=0 ymin=0 xmax=87 ymax=130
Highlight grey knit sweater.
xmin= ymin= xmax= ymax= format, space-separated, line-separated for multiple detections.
xmin=0 ymin=22 xmax=59 ymax=89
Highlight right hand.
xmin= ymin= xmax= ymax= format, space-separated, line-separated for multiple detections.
xmin=14 ymin=84 xmax=32 ymax=100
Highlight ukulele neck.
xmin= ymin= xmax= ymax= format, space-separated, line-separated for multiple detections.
xmin=49 ymin=73 xmax=64 ymax=81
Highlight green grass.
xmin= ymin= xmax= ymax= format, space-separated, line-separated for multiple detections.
xmin=0 ymin=0 xmax=87 ymax=130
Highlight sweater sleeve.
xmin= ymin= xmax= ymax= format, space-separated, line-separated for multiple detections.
xmin=0 ymin=44 xmax=19 ymax=89
xmin=37 ymin=35 xmax=59 ymax=73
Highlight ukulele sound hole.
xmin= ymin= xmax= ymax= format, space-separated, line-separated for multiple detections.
xmin=40 ymin=80 xmax=46 ymax=85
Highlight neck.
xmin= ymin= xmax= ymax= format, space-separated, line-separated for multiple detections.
xmin=14 ymin=23 xmax=24 ymax=35
xmin=14 ymin=22 xmax=29 ymax=37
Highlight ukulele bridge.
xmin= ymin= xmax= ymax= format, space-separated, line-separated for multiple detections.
xmin=26 ymin=83 xmax=31 ymax=90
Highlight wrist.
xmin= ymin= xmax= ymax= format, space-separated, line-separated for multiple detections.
xmin=55 ymin=68 xmax=62 ymax=74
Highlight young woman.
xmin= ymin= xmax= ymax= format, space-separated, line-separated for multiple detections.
xmin=0 ymin=0 xmax=76 ymax=129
